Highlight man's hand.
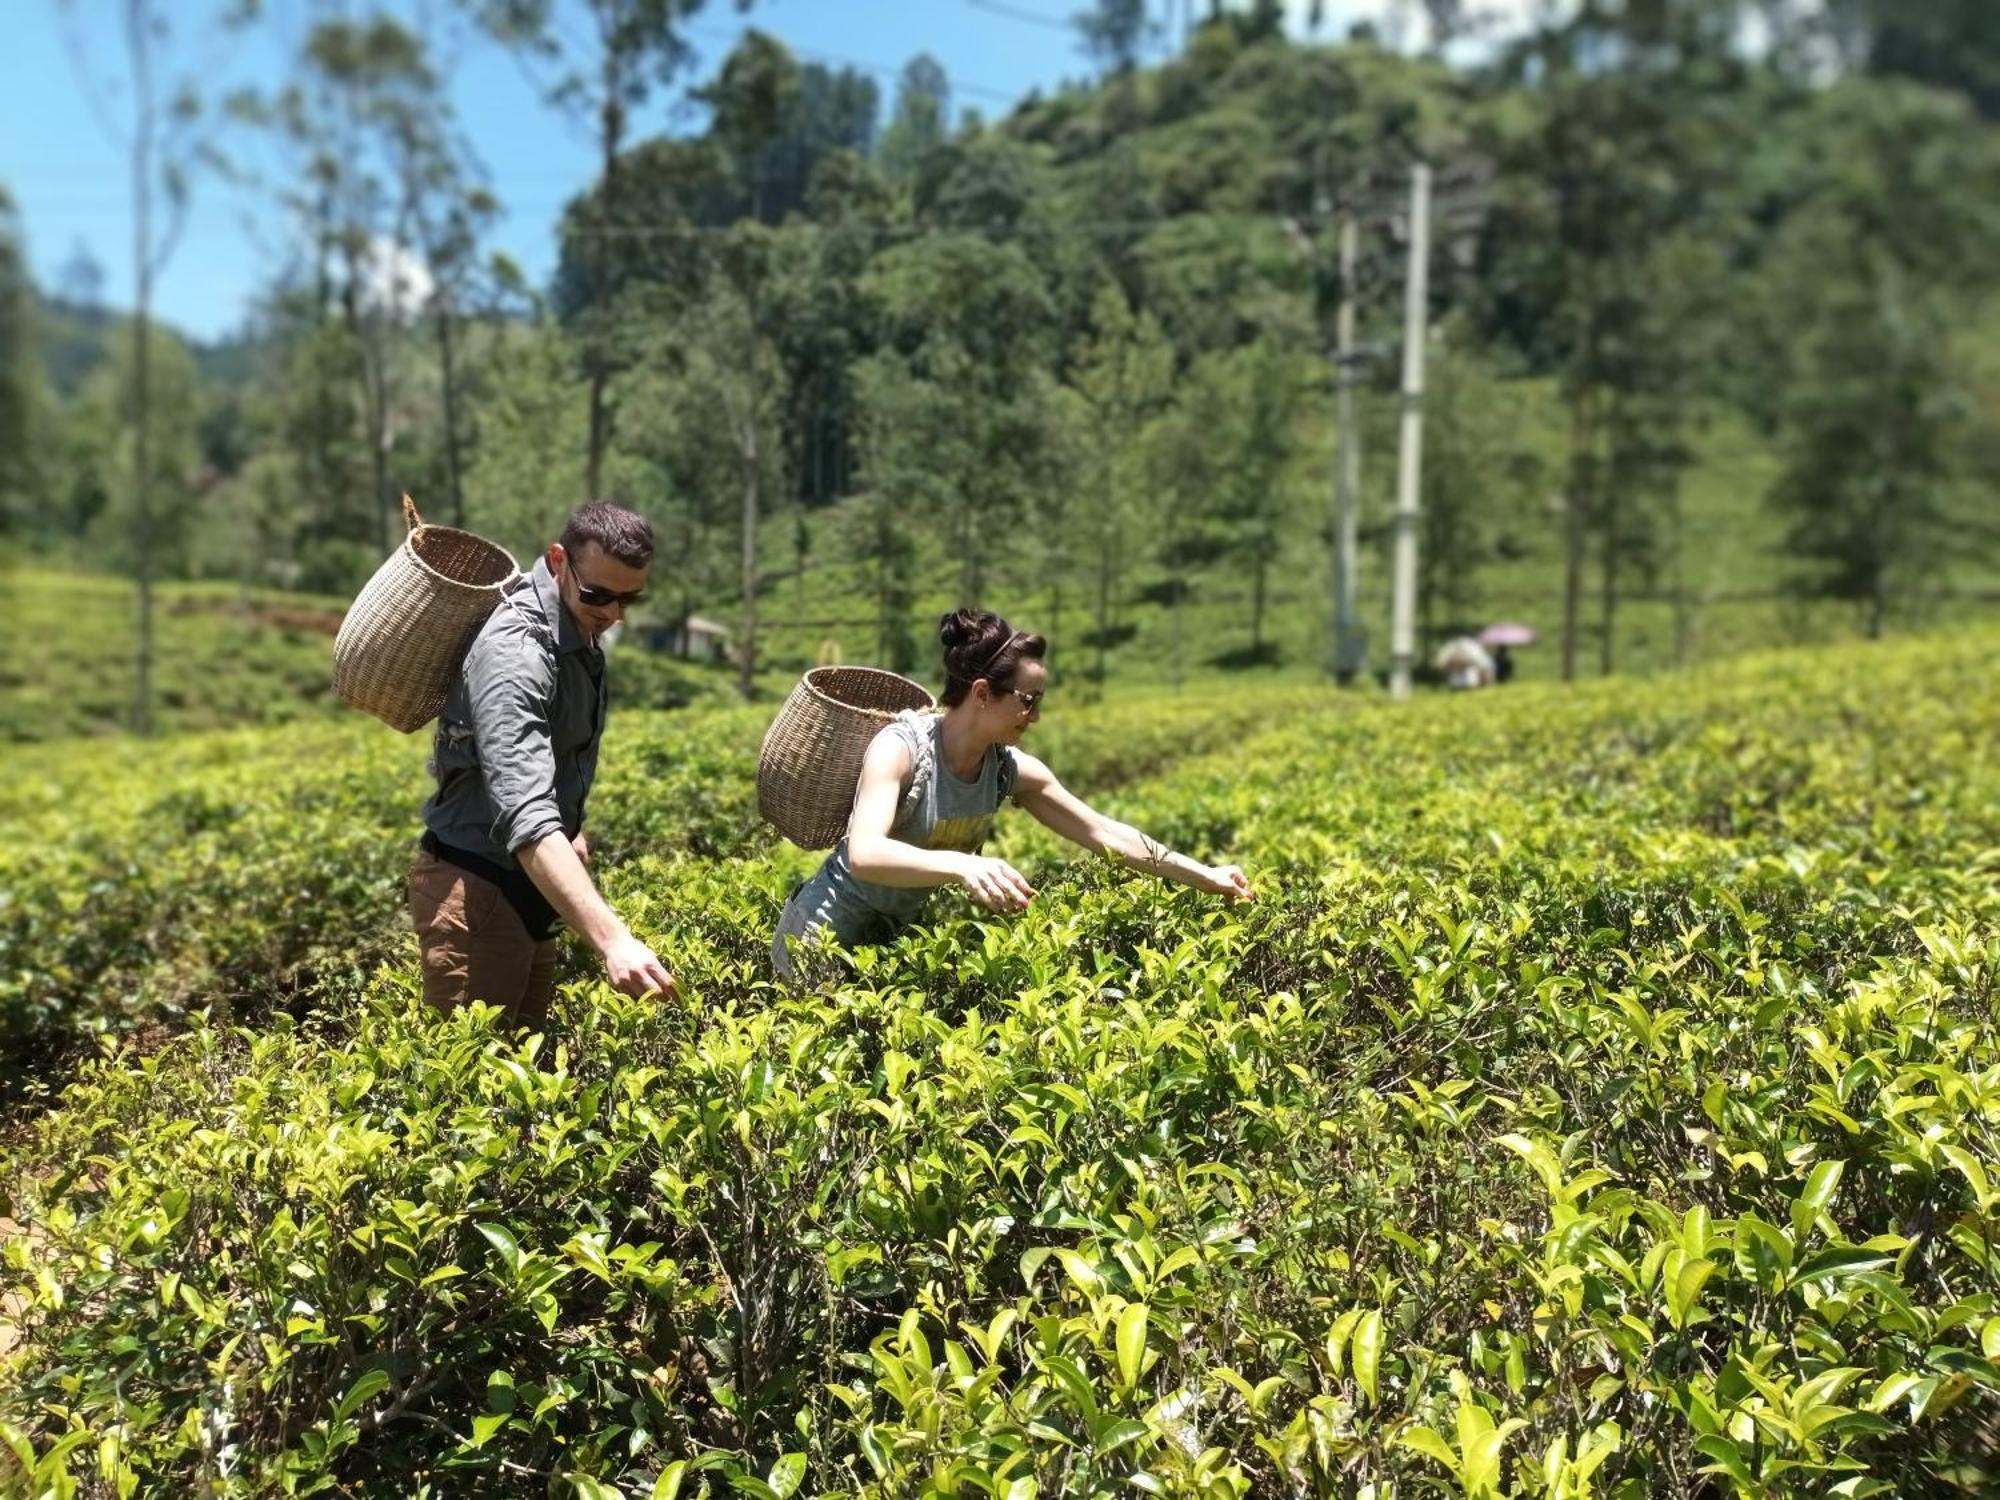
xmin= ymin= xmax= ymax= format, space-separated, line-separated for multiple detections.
xmin=602 ymin=931 xmax=676 ymax=999
xmin=955 ymin=853 xmax=1035 ymax=913
xmin=571 ymin=832 xmax=591 ymax=866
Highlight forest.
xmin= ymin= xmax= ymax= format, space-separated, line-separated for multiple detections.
xmin=2 ymin=0 xmax=1996 ymax=728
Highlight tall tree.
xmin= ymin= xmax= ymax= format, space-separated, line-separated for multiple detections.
xmin=1075 ymin=0 xmax=1154 ymax=74
xmin=855 ymin=233 xmax=1062 ymax=607
xmin=463 ymin=321 xmax=592 ymax=560
xmin=1213 ymin=333 xmax=1309 ymax=659
xmin=1144 ymin=348 xmax=1233 ymax=689
xmin=1066 ymin=282 xmax=1175 ymax=683
xmin=1488 ymin=2 xmax=1738 ymax=677
xmin=1759 ymin=82 xmax=2000 ymax=635
xmin=698 ymin=29 xmax=800 ymax=223
xmin=642 ymin=227 xmax=788 ymax=697
xmin=59 ymin=0 xmax=238 ymax=732
xmin=69 ymin=323 xmax=205 ymax=578
xmin=1416 ymin=335 xmax=1544 ymax=652
xmin=290 ymin=15 xmax=441 ymax=554
xmin=472 ymin=0 xmax=715 ymax=497
xmin=392 ymin=43 xmax=503 ymax=530
xmin=1824 ymin=0 xmax=2000 ymax=118
xmin=0 ymin=187 xmax=35 ymax=537
xmin=773 ymin=150 xmax=891 ymax=507
xmin=877 ymin=53 xmax=950 ymax=187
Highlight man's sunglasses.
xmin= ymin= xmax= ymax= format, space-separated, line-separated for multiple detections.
xmin=574 ymin=580 xmax=646 ymax=608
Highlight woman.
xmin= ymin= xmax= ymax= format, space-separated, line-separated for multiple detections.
xmin=771 ymin=609 xmax=1254 ymax=980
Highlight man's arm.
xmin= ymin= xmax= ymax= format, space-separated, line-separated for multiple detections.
xmin=465 ymin=631 xmax=675 ymax=998
xmin=518 ymin=833 xmax=674 ymax=997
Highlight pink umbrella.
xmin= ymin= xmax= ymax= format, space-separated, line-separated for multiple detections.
xmin=1479 ymin=622 xmax=1538 ymax=648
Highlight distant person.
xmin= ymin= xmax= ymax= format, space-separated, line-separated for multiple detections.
xmin=1437 ymin=635 xmax=1495 ymax=691
xmin=771 ymin=609 xmax=1254 ymax=981
xmin=411 ymin=500 xmax=675 ymax=1027
xmin=1492 ymin=644 xmax=1515 ymax=684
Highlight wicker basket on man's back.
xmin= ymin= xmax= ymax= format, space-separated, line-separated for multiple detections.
xmin=332 ymin=496 xmax=519 ymax=732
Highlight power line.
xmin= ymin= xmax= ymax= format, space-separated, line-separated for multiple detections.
xmin=958 ymin=0 xmax=1077 ymax=35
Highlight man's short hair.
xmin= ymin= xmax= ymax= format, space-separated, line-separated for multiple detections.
xmin=559 ymin=501 xmax=654 ymax=568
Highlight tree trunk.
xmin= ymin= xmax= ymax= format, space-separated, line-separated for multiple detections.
xmin=1598 ymin=475 xmax=1619 ymax=677
xmin=437 ymin=303 xmax=466 ymax=527
xmin=1047 ymin=576 xmax=1063 ymax=674
xmin=809 ymin=371 xmax=825 ymax=503
xmin=1560 ymin=386 xmax=1593 ymax=684
xmin=1251 ymin=547 xmax=1268 ymax=654
xmin=876 ymin=504 xmax=895 ymax=667
xmin=739 ymin=434 xmax=759 ymax=700
xmin=128 ymin=0 xmax=154 ymax=735
xmin=958 ymin=504 xmax=981 ymax=606
xmin=680 ymin=512 xmax=698 ymax=660
xmin=586 ymin=61 xmax=624 ymax=499
xmin=1094 ymin=528 xmax=1114 ymax=684
xmin=365 ymin=329 xmax=393 ymax=554
xmin=1669 ymin=491 xmax=1691 ymax=667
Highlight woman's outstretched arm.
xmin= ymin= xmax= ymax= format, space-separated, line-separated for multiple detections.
xmin=1010 ymin=751 xmax=1254 ymax=900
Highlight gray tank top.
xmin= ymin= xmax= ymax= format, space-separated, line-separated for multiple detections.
xmin=774 ymin=713 xmax=1020 ymax=969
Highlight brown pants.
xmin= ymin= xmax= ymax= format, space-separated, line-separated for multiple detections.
xmin=408 ymin=849 xmax=558 ymax=1029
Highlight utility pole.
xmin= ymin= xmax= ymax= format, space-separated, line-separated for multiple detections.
xmin=1388 ymin=162 xmax=1431 ymax=702
xmin=1331 ymin=209 xmax=1364 ymax=684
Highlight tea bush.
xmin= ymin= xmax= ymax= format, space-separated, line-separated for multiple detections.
xmin=0 ymin=686 xmax=1324 ymax=1086
xmin=2 ymin=633 xmax=1996 ymax=1496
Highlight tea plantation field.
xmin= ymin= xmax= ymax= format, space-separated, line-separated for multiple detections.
xmin=2 ymin=633 xmax=1996 ymax=1496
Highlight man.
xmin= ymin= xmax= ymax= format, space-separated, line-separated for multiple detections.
xmin=409 ymin=500 xmax=675 ymax=1025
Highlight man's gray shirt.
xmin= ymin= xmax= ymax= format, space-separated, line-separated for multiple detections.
xmin=421 ymin=556 xmax=607 ymax=865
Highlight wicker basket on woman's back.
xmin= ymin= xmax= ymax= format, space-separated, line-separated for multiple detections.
xmin=758 ymin=666 xmax=935 ymax=848
xmin=333 ymin=496 xmax=519 ymax=733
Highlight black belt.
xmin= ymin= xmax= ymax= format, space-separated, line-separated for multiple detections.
xmin=421 ymin=831 xmax=563 ymax=940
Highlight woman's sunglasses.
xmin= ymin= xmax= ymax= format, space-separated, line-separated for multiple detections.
xmin=1008 ymin=688 xmax=1045 ymax=712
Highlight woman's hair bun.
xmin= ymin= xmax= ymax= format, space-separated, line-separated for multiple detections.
xmin=938 ymin=607 xmax=985 ymax=656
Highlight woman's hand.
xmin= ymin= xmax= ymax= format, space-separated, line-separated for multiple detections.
xmin=1199 ymin=863 xmax=1255 ymax=901
xmin=955 ymin=853 xmax=1036 ymax=913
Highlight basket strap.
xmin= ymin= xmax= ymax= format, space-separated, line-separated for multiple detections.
xmin=402 ymin=494 xmax=423 ymax=535
xmin=893 ymin=710 xmax=933 ymax=829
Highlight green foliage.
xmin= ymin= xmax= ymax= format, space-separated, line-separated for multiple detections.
xmin=1417 ymin=333 xmax=1547 ymax=640
xmin=855 ymin=231 xmax=1065 ymax=606
xmin=0 ymin=679 xmax=1315 ymax=1078
xmin=1755 ymin=81 xmax=2000 ymax=634
xmin=1062 ymin=282 xmax=1176 ymax=682
xmin=2 ymin=631 xmax=1996 ymax=1494
xmin=0 ymin=570 xmax=349 ymax=744
xmin=877 ymin=54 xmax=951 ymax=187
xmin=0 ymin=184 xmax=35 ymax=531
xmin=56 ymin=324 xmax=207 ymax=576
xmin=462 ymin=324 xmax=593 ymax=564
xmin=17 ymin=16 xmax=2000 ymax=706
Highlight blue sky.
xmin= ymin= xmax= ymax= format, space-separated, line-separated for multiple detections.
xmin=2 ymin=1 xmax=1439 ymax=342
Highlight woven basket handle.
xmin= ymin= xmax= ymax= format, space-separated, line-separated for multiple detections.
xmin=402 ymin=493 xmax=423 ymax=535
xmin=894 ymin=710 xmax=932 ymax=830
